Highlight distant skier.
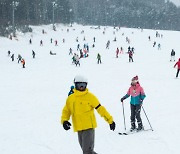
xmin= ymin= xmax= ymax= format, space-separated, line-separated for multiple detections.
xmin=11 ymin=54 xmax=14 ymax=61
xmin=128 ymin=50 xmax=133 ymax=62
xmin=55 ymin=40 xmax=58 ymax=46
xmin=72 ymin=53 xmax=77 ymax=64
xmin=63 ymin=38 xmax=65 ymax=43
xmin=153 ymin=41 xmax=156 ymax=47
xmin=121 ymin=76 xmax=146 ymax=131
xmin=83 ymin=36 xmax=86 ymax=41
xmin=75 ymin=54 xmax=80 ymax=66
xmin=131 ymin=47 xmax=135 ymax=53
xmin=21 ymin=59 xmax=25 ymax=68
xmin=32 ymin=50 xmax=36 ymax=58
xmin=128 ymin=46 xmax=131 ymax=52
xmin=69 ymin=48 xmax=73 ymax=55
xmin=86 ymin=44 xmax=89 ymax=52
xmin=174 ymin=58 xmax=180 ymax=78
xmin=76 ymin=37 xmax=79 ymax=42
xmin=8 ymin=50 xmax=11 ymax=56
xmin=106 ymin=40 xmax=110 ymax=49
xmin=29 ymin=38 xmax=32 ymax=44
xmin=97 ymin=53 xmax=101 ymax=64
xmin=93 ymin=37 xmax=96 ymax=42
xmin=17 ymin=54 xmax=22 ymax=63
xmin=113 ymin=37 xmax=117 ymax=42
xmin=40 ymin=40 xmax=43 ymax=46
xmin=80 ymin=49 xmax=84 ymax=58
xmin=116 ymin=47 xmax=119 ymax=58
xmin=77 ymin=44 xmax=80 ymax=51
xmin=120 ymin=47 xmax=124 ymax=54
xmin=50 ymin=51 xmax=56 ymax=55
xmin=170 ymin=49 xmax=175 ymax=61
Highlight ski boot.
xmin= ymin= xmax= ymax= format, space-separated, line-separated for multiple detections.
xmin=137 ymin=123 xmax=144 ymax=131
xmin=130 ymin=123 xmax=136 ymax=132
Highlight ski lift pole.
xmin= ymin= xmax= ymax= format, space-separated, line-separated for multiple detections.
xmin=142 ymin=105 xmax=153 ymax=131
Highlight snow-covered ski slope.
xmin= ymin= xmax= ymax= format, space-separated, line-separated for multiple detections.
xmin=0 ymin=24 xmax=180 ymax=154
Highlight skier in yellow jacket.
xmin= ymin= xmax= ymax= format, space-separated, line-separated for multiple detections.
xmin=61 ymin=75 xmax=116 ymax=154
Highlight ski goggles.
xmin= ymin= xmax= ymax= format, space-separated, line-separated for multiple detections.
xmin=75 ymin=82 xmax=87 ymax=91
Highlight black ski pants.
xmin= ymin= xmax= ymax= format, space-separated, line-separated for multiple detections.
xmin=130 ymin=104 xmax=142 ymax=125
xmin=129 ymin=56 xmax=133 ymax=62
xmin=97 ymin=59 xmax=101 ymax=64
xmin=176 ymin=69 xmax=180 ymax=78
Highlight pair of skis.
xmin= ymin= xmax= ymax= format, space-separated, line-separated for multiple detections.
xmin=121 ymin=101 xmax=154 ymax=135
xmin=118 ymin=128 xmax=153 ymax=135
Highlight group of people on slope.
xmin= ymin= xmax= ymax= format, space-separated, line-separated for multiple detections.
xmin=61 ymin=75 xmax=146 ymax=154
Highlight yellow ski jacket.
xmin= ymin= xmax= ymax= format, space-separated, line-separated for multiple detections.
xmin=61 ymin=89 xmax=113 ymax=132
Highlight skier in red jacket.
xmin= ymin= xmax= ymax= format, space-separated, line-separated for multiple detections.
xmin=174 ymin=58 xmax=180 ymax=78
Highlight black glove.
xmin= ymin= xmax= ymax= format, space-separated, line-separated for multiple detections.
xmin=121 ymin=98 xmax=124 ymax=102
xmin=63 ymin=121 xmax=71 ymax=130
xmin=110 ymin=121 xmax=116 ymax=131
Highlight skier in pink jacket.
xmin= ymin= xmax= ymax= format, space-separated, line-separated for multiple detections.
xmin=121 ymin=76 xmax=146 ymax=131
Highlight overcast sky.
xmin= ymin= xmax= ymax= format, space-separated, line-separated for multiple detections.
xmin=170 ymin=0 xmax=180 ymax=6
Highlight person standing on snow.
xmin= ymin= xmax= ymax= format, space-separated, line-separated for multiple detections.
xmin=97 ymin=53 xmax=101 ymax=64
xmin=170 ymin=49 xmax=175 ymax=62
xmin=17 ymin=54 xmax=22 ymax=63
xmin=128 ymin=50 xmax=133 ymax=62
xmin=174 ymin=58 xmax=180 ymax=78
xmin=116 ymin=47 xmax=119 ymax=58
xmin=8 ymin=50 xmax=11 ymax=56
xmin=120 ymin=76 xmax=146 ymax=131
xmin=74 ymin=54 xmax=80 ymax=66
xmin=40 ymin=40 xmax=43 ymax=46
xmin=29 ymin=38 xmax=32 ymax=44
xmin=61 ymin=75 xmax=116 ymax=154
xmin=11 ymin=54 xmax=14 ymax=61
xmin=32 ymin=50 xmax=36 ymax=58
xmin=21 ymin=59 xmax=25 ymax=68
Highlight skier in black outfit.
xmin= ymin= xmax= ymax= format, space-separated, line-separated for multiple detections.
xmin=32 ymin=50 xmax=36 ymax=58
xmin=8 ymin=50 xmax=11 ymax=56
xmin=97 ymin=53 xmax=102 ymax=64
xmin=11 ymin=54 xmax=14 ymax=61
xmin=128 ymin=50 xmax=133 ymax=62
xmin=17 ymin=54 xmax=22 ymax=63
xmin=170 ymin=49 xmax=175 ymax=61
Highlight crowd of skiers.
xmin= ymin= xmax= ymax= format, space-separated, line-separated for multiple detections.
xmin=5 ymin=25 xmax=180 ymax=154
xmin=6 ymin=26 xmax=180 ymax=78
xmin=7 ymin=50 xmax=26 ymax=68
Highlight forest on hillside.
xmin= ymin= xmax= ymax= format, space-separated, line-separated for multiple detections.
xmin=0 ymin=0 xmax=180 ymax=36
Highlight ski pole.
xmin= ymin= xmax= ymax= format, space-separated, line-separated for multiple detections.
xmin=122 ymin=101 xmax=126 ymax=131
xmin=142 ymin=106 xmax=153 ymax=131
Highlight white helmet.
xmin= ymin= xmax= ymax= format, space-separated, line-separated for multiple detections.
xmin=74 ymin=75 xmax=88 ymax=83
